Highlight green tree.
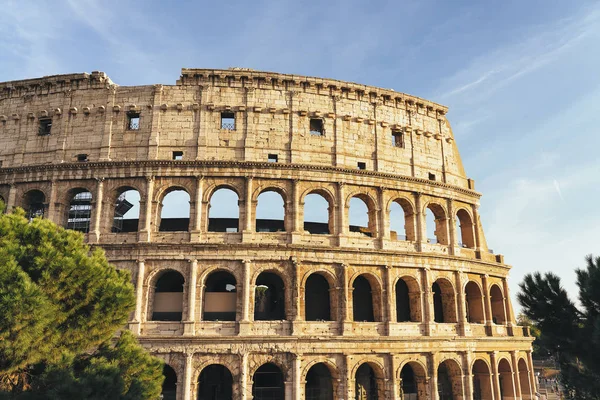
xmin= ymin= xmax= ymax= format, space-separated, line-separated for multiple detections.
xmin=0 ymin=208 xmax=163 ymax=399
xmin=518 ymin=255 xmax=600 ymax=400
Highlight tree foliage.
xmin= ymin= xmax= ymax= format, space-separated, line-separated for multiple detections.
xmin=0 ymin=209 xmax=163 ymax=399
xmin=518 ymin=255 xmax=600 ymax=399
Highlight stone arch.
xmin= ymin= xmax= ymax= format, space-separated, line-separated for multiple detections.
xmin=110 ymin=186 xmax=141 ymax=233
xmin=203 ymin=270 xmax=237 ymax=321
xmin=157 ymin=186 xmax=191 ymax=232
xmin=455 ymin=208 xmax=475 ymax=248
xmin=255 ymin=187 xmax=287 ymax=233
xmin=149 ymin=269 xmax=185 ymax=321
xmin=252 ymin=362 xmax=285 ymax=400
xmin=305 ymin=362 xmax=334 ymax=400
xmin=388 ymin=196 xmax=416 ymax=241
xmin=161 ymin=363 xmax=178 ymax=400
xmin=424 ymin=201 xmax=449 ymax=245
xmin=207 ymin=185 xmax=240 ymax=233
xmin=518 ymin=357 xmax=533 ymax=399
xmin=354 ymin=360 xmax=386 ymax=400
xmin=490 ymin=284 xmax=507 ymax=324
xmin=347 ymin=191 xmax=378 ymax=237
xmin=302 ymin=188 xmax=335 ymax=235
xmin=197 ymin=363 xmax=233 ymax=400
xmin=471 ymin=359 xmax=493 ymax=400
xmin=432 ymin=278 xmax=457 ymax=323
xmin=305 ymin=272 xmax=333 ymax=321
xmin=351 ymin=273 xmax=383 ymax=322
xmin=64 ymin=187 xmax=93 ymax=233
xmin=437 ymin=358 xmax=463 ymax=400
xmin=465 ymin=281 xmax=485 ymax=324
xmin=254 ymin=270 xmax=286 ymax=321
xmin=395 ymin=275 xmax=422 ymax=322
xmin=399 ymin=360 xmax=427 ymax=400
xmin=22 ymin=189 xmax=47 ymax=219
xmin=497 ymin=358 xmax=516 ymax=399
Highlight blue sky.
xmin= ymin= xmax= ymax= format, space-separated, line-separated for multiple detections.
xmin=2 ymin=0 xmax=599 ymax=310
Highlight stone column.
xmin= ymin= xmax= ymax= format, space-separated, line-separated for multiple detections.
xmin=471 ymin=204 xmax=481 ymax=251
xmin=482 ymin=275 xmax=493 ymax=329
xmin=344 ymin=355 xmax=354 ymax=400
xmin=511 ymin=351 xmax=522 ymax=399
xmin=6 ymin=184 xmax=17 ymax=212
xmin=502 ymin=278 xmax=515 ymax=333
xmin=191 ymin=176 xmax=204 ymax=241
xmin=527 ymin=351 xmax=537 ymax=398
xmin=138 ymin=176 xmax=154 ymax=242
xmin=239 ymin=260 xmax=252 ymax=335
xmin=89 ymin=178 xmax=104 ymax=243
xmin=414 ymin=192 xmax=424 ymax=251
xmin=336 ymin=182 xmax=346 ymax=242
xmin=385 ymin=265 xmax=395 ymax=335
xmin=456 ymin=271 xmax=467 ymax=336
xmin=47 ymin=180 xmax=58 ymax=222
xmin=240 ymin=352 xmax=249 ymax=400
xmin=340 ymin=263 xmax=352 ymax=335
xmin=422 ymin=267 xmax=433 ymax=336
xmin=490 ymin=352 xmax=501 ymax=400
xmin=183 ymin=352 xmax=194 ymax=400
xmin=430 ymin=352 xmax=439 ymax=400
xmin=447 ymin=198 xmax=457 ymax=255
xmin=378 ymin=187 xmax=389 ymax=248
xmin=388 ymin=354 xmax=399 ymax=400
xmin=242 ymin=176 xmax=254 ymax=235
xmin=130 ymin=259 xmax=145 ymax=335
xmin=184 ymin=259 xmax=198 ymax=336
xmin=463 ymin=352 xmax=474 ymax=400
xmin=293 ymin=354 xmax=302 ymax=400
xmin=291 ymin=258 xmax=302 ymax=335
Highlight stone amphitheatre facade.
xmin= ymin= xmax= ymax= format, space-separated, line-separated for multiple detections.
xmin=0 ymin=69 xmax=534 ymax=400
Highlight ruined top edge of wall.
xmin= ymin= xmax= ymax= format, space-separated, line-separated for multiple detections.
xmin=179 ymin=68 xmax=449 ymax=114
xmin=0 ymin=71 xmax=116 ymax=91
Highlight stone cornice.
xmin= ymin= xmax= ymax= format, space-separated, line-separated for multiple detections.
xmin=0 ymin=160 xmax=482 ymax=198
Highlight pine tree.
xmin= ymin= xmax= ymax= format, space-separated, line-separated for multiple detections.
xmin=518 ymin=255 xmax=600 ymax=399
xmin=0 ymin=208 xmax=163 ymax=399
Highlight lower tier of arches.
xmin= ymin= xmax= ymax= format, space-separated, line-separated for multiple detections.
xmin=153 ymin=347 xmax=536 ymax=400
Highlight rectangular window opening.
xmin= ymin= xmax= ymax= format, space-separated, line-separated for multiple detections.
xmin=309 ymin=118 xmax=324 ymax=136
xmin=221 ymin=112 xmax=235 ymax=130
xmin=268 ymin=154 xmax=278 ymax=163
xmin=38 ymin=118 xmax=52 ymax=136
xmin=127 ymin=112 xmax=140 ymax=130
xmin=428 ymin=173 xmax=436 ymax=181
xmin=357 ymin=162 xmax=366 ymax=170
xmin=392 ymin=130 xmax=404 ymax=148
xmin=172 ymin=151 xmax=183 ymax=160
xmin=77 ymin=154 xmax=88 ymax=162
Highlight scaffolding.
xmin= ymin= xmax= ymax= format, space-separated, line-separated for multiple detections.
xmin=112 ymin=192 xmax=134 ymax=232
xmin=66 ymin=191 xmax=92 ymax=232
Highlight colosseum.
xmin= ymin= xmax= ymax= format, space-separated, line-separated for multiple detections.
xmin=0 ymin=68 xmax=534 ymax=400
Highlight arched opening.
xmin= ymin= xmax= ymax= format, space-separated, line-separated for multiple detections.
xmin=159 ymin=189 xmax=190 ymax=231
xmin=203 ymin=271 xmax=237 ymax=321
xmin=465 ymin=282 xmax=485 ymax=324
xmin=151 ymin=271 xmax=184 ymax=321
xmin=305 ymin=363 xmax=333 ymax=400
xmin=208 ymin=188 xmax=239 ymax=232
xmin=254 ymin=272 xmax=285 ymax=321
xmin=303 ymin=192 xmax=331 ymax=234
xmin=472 ymin=360 xmax=493 ymax=400
xmin=66 ymin=189 xmax=92 ymax=233
xmin=437 ymin=359 xmax=462 ymax=400
xmin=425 ymin=203 xmax=448 ymax=245
xmin=396 ymin=276 xmax=421 ymax=322
xmin=161 ymin=364 xmax=177 ymax=400
xmin=197 ymin=364 xmax=233 ymax=400
xmin=255 ymin=190 xmax=285 ymax=232
xmin=112 ymin=188 xmax=140 ymax=233
xmin=389 ymin=199 xmax=415 ymax=241
xmin=305 ymin=273 xmax=332 ymax=321
xmin=23 ymin=190 xmax=46 ymax=220
xmin=518 ymin=358 xmax=532 ymax=399
xmin=355 ymin=363 xmax=380 ymax=400
xmin=400 ymin=362 xmax=427 ymax=400
xmin=490 ymin=285 xmax=507 ymax=324
xmin=432 ymin=279 xmax=457 ymax=323
xmin=252 ymin=363 xmax=284 ymax=400
xmin=353 ymin=275 xmax=375 ymax=322
xmin=498 ymin=359 xmax=516 ymax=399
xmin=456 ymin=209 xmax=475 ymax=248
xmin=349 ymin=196 xmax=374 ymax=237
